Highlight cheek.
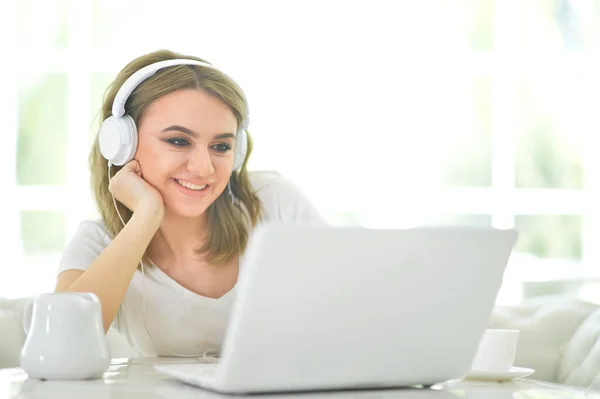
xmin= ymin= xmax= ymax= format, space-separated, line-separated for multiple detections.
xmin=212 ymin=154 xmax=234 ymax=176
xmin=135 ymin=136 xmax=158 ymax=162
xmin=135 ymin=139 xmax=176 ymax=184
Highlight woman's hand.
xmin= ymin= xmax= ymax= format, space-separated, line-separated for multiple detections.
xmin=109 ymin=160 xmax=164 ymax=219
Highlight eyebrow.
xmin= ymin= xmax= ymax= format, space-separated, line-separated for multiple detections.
xmin=161 ymin=125 xmax=236 ymax=139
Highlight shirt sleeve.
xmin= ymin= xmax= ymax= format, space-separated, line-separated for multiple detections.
xmin=254 ymin=172 xmax=329 ymax=226
xmin=57 ymin=220 xmax=112 ymax=276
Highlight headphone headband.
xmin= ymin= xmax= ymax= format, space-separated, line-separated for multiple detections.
xmin=112 ymin=59 xmax=217 ymax=118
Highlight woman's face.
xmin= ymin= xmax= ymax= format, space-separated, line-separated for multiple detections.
xmin=134 ymin=88 xmax=239 ymax=218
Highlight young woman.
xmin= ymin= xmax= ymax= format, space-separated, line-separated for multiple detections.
xmin=55 ymin=49 xmax=326 ymax=357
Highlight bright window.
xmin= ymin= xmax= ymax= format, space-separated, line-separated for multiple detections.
xmin=3 ymin=0 xmax=600 ymax=304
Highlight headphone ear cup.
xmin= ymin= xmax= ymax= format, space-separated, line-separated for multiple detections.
xmin=98 ymin=115 xmax=138 ymax=166
xmin=232 ymin=129 xmax=248 ymax=172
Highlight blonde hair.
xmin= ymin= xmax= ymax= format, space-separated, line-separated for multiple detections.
xmin=89 ymin=49 xmax=262 ymax=265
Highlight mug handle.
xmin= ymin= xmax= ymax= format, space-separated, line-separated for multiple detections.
xmin=22 ymin=301 xmax=33 ymax=335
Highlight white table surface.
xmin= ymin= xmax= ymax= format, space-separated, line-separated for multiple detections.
xmin=1 ymin=358 xmax=599 ymax=399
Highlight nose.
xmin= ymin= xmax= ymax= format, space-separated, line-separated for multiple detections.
xmin=186 ymin=147 xmax=215 ymax=176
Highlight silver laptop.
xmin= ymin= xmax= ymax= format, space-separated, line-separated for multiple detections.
xmin=154 ymin=224 xmax=518 ymax=394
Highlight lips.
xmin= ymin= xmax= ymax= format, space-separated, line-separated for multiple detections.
xmin=172 ymin=178 xmax=213 ymax=199
xmin=175 ymin=179 xmax=207 ymax=191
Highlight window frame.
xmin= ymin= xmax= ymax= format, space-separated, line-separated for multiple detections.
xmin=4 ymin=0 xmax=600 ymax=300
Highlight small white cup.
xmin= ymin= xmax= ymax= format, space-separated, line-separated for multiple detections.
xmin=471 ymin=329 xmax=519 ymax=372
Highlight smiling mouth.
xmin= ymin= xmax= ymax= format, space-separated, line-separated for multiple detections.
xmin=175 ymin=179 xmax=208 ymax=191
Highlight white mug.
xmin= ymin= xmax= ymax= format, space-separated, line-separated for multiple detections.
xmin=471 ymin=328 xmax=519 ymax=372
xmin=20 ymin=292 xmax=111 ymax=380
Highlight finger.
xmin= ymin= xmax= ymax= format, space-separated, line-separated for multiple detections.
xmin=127 ymin=160 xmax=142 ymax=176
xmin=135 ymin=161 xmax=145 ymax=178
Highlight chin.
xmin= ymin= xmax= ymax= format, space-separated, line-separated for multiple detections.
xmin=161 ymin=181 xmax=224 ymax=218
xmin=163 ymin=200 xmax=213 ymax=218
xmin=160 ymin=198 xmax=210 ymax=219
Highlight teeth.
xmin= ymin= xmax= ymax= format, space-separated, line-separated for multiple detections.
xmin=176 ymin=179 xmax=207 ymax=191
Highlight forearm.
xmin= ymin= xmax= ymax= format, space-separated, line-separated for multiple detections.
xmin=57 ymin=206 xmax=162 ymax=332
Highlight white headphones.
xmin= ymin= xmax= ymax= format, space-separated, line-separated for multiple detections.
xmin=98 ymin=58 xmax=248 ymax=172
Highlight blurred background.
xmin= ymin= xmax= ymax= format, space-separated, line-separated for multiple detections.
xmin=1 ymin=0 xmax=600 ymax=304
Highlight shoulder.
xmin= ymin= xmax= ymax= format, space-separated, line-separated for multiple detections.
xmin=57 ymin=218 xmax=113 ymax=274
xmin=247 ymin=170 xmax=327 ymax=226
xmin=248 ymin=170 xmax=303 ymax=199
xmin=72 ymin=219 xmax=113 ymax=243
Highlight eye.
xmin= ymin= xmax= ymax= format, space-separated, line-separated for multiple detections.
xmin=167 ymin=138 xmax=190 ymax=147
xmin=212 ymin=143 xmax=232 ymax=153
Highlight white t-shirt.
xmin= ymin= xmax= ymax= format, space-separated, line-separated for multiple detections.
xmin=57 ymin=171 xmax=327 ymax=357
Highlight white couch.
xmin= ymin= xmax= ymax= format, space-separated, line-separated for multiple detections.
xmin=489 ymin=295 xmax=600 ymax=386
xmin=3 ymin=295 xmax=600 ymax=389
